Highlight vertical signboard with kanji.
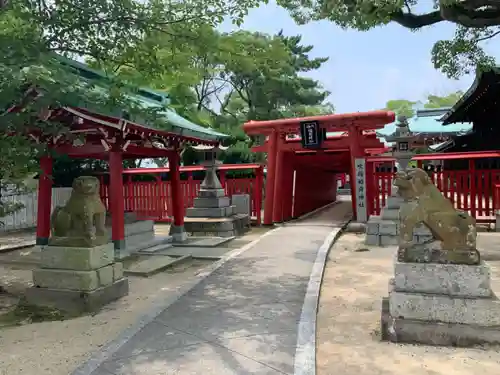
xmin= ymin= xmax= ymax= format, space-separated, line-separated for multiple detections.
xmin=354 ymin=157 xmax=367 ymax=222
xmin=300 ymin=120 xmax=323 ymax=149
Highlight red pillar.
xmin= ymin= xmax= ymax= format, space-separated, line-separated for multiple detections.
xmin=263 ymin=131 xmax=278 ymax=225
xmin=36 ymin=156 xmax=53 ymax=246
xmin=168 ymin=150 xmax=187 ymax=241
xmin=281 ymin=154 xmax=294 ymax=221
xmin=109 ymin=150 xmax=125 ymax=253
xmin=272 ymin=148 xmax=285 ymax=222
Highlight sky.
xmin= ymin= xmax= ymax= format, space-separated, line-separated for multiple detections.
xmin=220 ymin=2 xmax=500 ymax=114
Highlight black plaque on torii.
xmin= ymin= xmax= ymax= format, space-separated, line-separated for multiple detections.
xmin=300 ymin=120 xmax=325 ymax=149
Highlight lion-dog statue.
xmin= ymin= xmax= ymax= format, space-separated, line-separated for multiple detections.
xmin=394 ymin=168 xmax=478 ymax=263
xmin=49 ymin=176 xmax=108 ymax=247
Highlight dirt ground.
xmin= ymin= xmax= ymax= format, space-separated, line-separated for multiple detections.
xmin=316 ymin=233 xmax=500 ymax=375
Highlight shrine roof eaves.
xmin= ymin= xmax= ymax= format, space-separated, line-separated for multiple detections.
xmin=441 ymin=67 xmax=500 ymax=125
xmin=56 ymin=55 xmax=228 ymax=142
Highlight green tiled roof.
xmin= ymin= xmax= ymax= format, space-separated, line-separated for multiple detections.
xmin=376 ymin=114 xmax=471 ymax=137
xmin=56 ymin=55 xmax=228 ymax=142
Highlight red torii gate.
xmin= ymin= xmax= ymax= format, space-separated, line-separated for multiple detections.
xmin=243 ymin=111 xmax=395 ymax=224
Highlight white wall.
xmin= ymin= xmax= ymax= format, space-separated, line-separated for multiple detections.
xmin=0 ymin=188 xmax=72 ymax=232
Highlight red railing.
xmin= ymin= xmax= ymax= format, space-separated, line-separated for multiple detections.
xmin=366 ymin=153 xmax=500 ymax=223
xmin=98 ymin=164 xmax=264 ymax=225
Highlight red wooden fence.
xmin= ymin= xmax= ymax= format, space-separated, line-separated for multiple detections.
xmin=366 ymin=153 xmax=500 ymax=223
xmin=98 ymin=164 xmax=264 ymax=225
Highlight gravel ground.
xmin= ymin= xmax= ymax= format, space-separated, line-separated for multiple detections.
xmin=316 ymin=233 xmax=500 ymax=375
xmin=0 ymin=258 xmax=213 ymax=375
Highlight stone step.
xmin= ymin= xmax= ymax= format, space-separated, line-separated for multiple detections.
xmin=124 ymin=255 xmax=191 ymax=277
xmin=186 ymin=205 xmax=235 ymax=218
xmin=137 ymin=243 xmax=173 ymax=254
xmin=193 ymin=196 xmax=230 ymax=208
xmin=381 ymin=208 xmax=399 ymax=221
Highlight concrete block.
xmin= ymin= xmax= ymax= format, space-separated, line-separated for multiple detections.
xmin=124 ymin=220 xmax=154 ymax=237
xmin=381 ymin=208 xmax=399 ymax=221
xmin=41 ymin=244 xmax=114 ymax=271
xmin=97 ymin=265 xmax=114 ymax=287
xmin=33 ymin=268 xmax=99 ymax=291
xmin=379 ymin=221 xmax=398 ymax=236
xmin=113 ymin=262 xmax=124 ymax=281
xmin=365 ymin=234 xmax=380 ymax=246
xmin=380 ymin=235 xmax=398 ymax=246
xmin=193 ymin=196 xmax=230 ymax=208
xmin=366 ymin=220 xmax=380 ymax=235
xmin=186 ymin=205 xmax=235 ymax=218
xmin=231 ymin=194 xmax=251 ymax=216
xmin=24 ymin=278 xmax=129 ymax=314
xmin=387 ymin=196 xmax=404 ymax=209
xmin=381 ymin=297 xmax=500 ymax=347
xmin=125 ymin=231 xmax=155 ymax=249
xmin=496 ymin=213 xmax=500 ymax=232
xmin=389 ymin=290 xmax=500 ymax=326
xmin=198 ymin=188 xmax=226 ymax=198
xmin=393 ymin=262 xmax=492 ymax=297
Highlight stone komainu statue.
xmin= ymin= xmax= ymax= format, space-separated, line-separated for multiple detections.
xmin=50 ymin=176 xmax=108 ymax=247
xmin=394 ymin=168 xmax=477 ymax=254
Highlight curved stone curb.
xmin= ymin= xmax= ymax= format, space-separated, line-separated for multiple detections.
xmin=70 ymin=227 xmax=282 ymax=375
xmin=293 ymin=218 xmax=352 ymax=375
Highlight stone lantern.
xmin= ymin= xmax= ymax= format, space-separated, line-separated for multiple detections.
xmin=191 ymin=144 xmax=229 ymax=189
xmin=385 ymin=115 xmax=418 ymax=173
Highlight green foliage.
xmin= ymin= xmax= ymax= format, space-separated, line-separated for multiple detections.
xmin=424 ymin=91 xmax=464 ymax=108
xmin=384 ymin=91 xmax=463 ymax=117
xmin=384 ymin=99 xmax=417 ymax=118
xmin=276 ymin=0 xmax=500 ymax=78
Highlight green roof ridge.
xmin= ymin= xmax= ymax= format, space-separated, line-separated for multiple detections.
xmin=54 ymin=55 xmax=228 ymax=141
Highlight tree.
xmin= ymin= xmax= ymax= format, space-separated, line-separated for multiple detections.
xmin=384 ymin=91 xmax=463 ymax=117
xmin=276 ymin=0 xmax=499 ymax=78
xmin=425 ymin=91 xmax=464 ymax=108
xmin=0 ymin=0 xmax=261 ymax=215
xmin=93 ymin=27 xmax=334 ymax=166
xmin=384 ymin=99 xmax=417 ymax=118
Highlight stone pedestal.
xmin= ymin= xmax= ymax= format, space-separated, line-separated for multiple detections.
xmin=365 ymin=195 xmax=432 ymax=247
xmin=106 ymin=213 xmax=172 ymax=257
xmin=25 ymin=243 xmax=129 ymax=314
xmin=381 ymin=260 xmax=500 ymax=347
xmin=184 ymin=188 xmax=250 ymax=237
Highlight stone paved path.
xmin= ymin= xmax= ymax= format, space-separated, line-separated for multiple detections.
xmin=79 ymin=202 xmax=352 ymax=375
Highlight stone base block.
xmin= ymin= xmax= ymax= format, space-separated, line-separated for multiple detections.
xmin=193 ymin=196 xmax=230 ymax=208
xmin=122 ymin=220 xmax=154 ymax=237
xmin=231 ymin=194 xmax=251 ymax=216
xmin=381 ymin=208 xmax=399 ymax=221
xmin=387 ymin=196 xmax=404 ymax=209
xmin=186 ymin=205 xmax=235 ymax=218
xmin=365 ymin=234 xmax=380 ymax=246
xmin=198 ymin=188 xmax=225 ymax=198
xmin=393 ymin=262 xmax=492 ymax=297
xmin=33 ymin=263 xmax=121 ymax=291
xmin=41 ymin=244 xmax=114 ymax=271
xmin=25 ymin=278 xmax=129 ymax=315
xmin=380 ymin=235 xmax=398 ymax=246
xmin=184 ymin=214 xmax=250 ymax=236
xmin=381 ymin=297 xmax=500 ymax=347
xmin=389 ymin=289 xmax=500 ymax=326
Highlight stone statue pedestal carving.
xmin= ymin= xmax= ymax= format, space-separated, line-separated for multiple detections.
xmin=380 ymin=168 xmax=500 ymax=347
xmin=26 ymin=176 xmax=129 ymax=314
